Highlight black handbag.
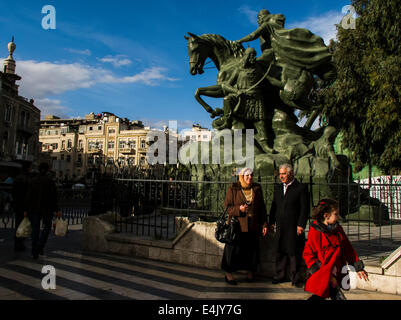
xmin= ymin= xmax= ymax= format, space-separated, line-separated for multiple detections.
xmin=215 ymin=208 xmax=240 ymax=245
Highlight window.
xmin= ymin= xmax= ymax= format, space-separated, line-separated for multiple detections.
xmin=140 ymin=139 xmax=146 ymax=149
xmin=119 ymin=140 xmax=126 ymax=149
xmin=20 ymin=111 xmax=25 ymax=126
xmin=78 ymin=140 xmax=83 ymax=150
xmin=89 ymin=126 xmax=93 ymax=131
xmin=98 ymin=126 xmax=102 ymax=131
xmin=66 ymin=155 xmax=71 ymax=162
xmin=128 ymin=140 xmax=136 ymax=149
xmin=118 ymin=157 xmax=125 ymax=166
xmin=4 ymin=105 xmax=12 ymax=122
xmin=67 ymin=139 xmax=72 ymax=148
xmin=108 ymin=140 xmax=114 ymax=149
xmin=61 ymin=154 xmax=65 ymax=161
xmin=108 ymin=128 xmax=116 ymax=135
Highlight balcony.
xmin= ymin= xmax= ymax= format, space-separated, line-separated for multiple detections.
xmin=88 ymin=148 xmax=102 ymax=154
xmin=119 ymin=148 xmax=135 ymax=154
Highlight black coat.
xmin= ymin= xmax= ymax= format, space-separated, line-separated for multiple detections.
xmin=24 ymin=173 xmax=59 ymax=216
xmin=269 ymin=179 xmax=310 ymax=255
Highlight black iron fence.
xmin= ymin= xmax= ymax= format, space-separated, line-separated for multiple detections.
xmin=0 ymin=186 xmax=91 ymax=230
xmin=111 ymin=175 xmax=401 ymax=253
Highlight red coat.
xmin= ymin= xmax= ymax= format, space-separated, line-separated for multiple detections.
xmin=303 ymin=220 xmax=360 ymax=298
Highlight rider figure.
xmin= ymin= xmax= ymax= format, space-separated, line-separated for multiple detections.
xmin=235 ymin=9 xmax=316 ymax=110
xmin=214 ymin=47 xmax=274 ymax=153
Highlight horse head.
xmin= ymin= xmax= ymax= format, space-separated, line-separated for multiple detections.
xmin=185 ymin=32 xmax=207 ymax=75
xmin=185 ymin=32 xmax=244 ymax=75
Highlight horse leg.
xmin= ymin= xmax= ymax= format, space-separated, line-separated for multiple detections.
xmin=195 ymin=85 xmax=224 ymax=117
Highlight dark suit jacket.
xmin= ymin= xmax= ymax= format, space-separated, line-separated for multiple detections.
xmin=269 ymin=179 xmax=310 ymax=255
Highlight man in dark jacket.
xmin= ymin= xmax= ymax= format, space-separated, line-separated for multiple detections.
xmin=24 ymin=162 xmax=61 ymax=259
xmin=269 ymin=163 xmax=310 ymax=286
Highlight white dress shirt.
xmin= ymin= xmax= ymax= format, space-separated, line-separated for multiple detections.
xmin=283 ymin=179 xmax=294 ymax=195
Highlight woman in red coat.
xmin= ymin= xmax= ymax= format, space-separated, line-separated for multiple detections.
xmin=303 ymin=199 xmax=369 ymax=300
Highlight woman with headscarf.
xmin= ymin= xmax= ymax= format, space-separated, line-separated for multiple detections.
xmin=221 ymin=168 xmax=268 ymax=284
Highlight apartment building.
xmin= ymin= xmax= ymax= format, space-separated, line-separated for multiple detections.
xmin=39 ymin=112 xmax=153 ymax=181
xmin=182 ymin=124 xmax=213 ymax=142
xmin=0 ymin=38 xmax=40 ymax=167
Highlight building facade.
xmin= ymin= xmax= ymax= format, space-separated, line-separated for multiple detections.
xmin=182 ymin=124 xmax=213 ymax=142
xmin=0 ymin=38 xmax=40 ymax=170
xmin=39 ymin=112 xmax=153 ymax=181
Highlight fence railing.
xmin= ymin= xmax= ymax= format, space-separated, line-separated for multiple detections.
xmin=0 ymin=186 xmax=91 ymax=230
xmin=111 ymin=176 xmax=401 ymax=253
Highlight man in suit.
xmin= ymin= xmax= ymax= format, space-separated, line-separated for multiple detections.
xmin=269 ymin=163 xmax=310 ymax=286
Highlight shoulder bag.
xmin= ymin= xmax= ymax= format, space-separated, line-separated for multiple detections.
xmin=215 ymin=208 xmax=240 ymax=245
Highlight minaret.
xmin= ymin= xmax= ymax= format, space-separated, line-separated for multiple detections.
xmin=3 ymin=36 xmax=16 ymax=74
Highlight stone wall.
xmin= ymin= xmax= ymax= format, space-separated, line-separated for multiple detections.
xmin=82 ymin=214 xmax=277 ymax=276
xmin=350 ymin=246 xmax=401 ymax=295
xmin=82 ymin=214 xmax=401 ymax=295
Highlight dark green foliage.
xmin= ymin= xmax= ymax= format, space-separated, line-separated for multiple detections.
xmin=319 ymin=0 xmax=401 ymax=173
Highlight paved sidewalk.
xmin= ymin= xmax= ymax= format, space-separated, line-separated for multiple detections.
xmin=0 ymin=228 xmax=400 ymax=300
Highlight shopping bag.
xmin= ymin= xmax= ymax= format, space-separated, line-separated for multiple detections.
xmin=54 ymin=218 xmax=68 ymax=237
xmin=16 ymin=217 xmax=31 ymax=238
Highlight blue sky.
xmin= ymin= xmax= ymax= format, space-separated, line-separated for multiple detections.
xmin=0 ymin=0 xmax=351 ymax=131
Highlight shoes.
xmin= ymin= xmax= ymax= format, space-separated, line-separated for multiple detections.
xmin=225 ymin=275 xmax=238 ymax=285
xmin=38 ymin=248 xmax=44 ymax=256
xmin=31 ymin=251 xmax=39 ymax=260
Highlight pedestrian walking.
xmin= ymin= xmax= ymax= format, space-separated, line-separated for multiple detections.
xmin=24 ymin=162 xmax=61 ymax=259
xmin=303 ymin=198 xmax=369 ymax=300
xmin=268 ymin=163 xmax=310 ymax=286
xmin=12 ymin=161 xmax=33 ymax=251
xmin=221 ymin=167 xmax=268 ymax=284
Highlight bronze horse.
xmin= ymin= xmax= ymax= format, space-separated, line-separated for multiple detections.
xmin=185 ymin=32 xmax=335 ymax=130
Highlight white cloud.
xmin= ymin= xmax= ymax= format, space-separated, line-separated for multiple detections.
xmin=238 ymin=5 xmax=258 ymax=26
xmin=14 ymin=60 xmax=178 ymax=100
xmin=8 ymin=59 xmax=178 ymax=118
xmin=287 ymin=11 xmax=343 ymax=45
xmin=67 ymin=48 xmax=92 ymax=56
xmin=99 ymin=55 xmax=132 ymax=67
xmin=109 ymin=67 xmax=178 ymax=86
xmin=34 ymin=98 xmax=71 ymax=119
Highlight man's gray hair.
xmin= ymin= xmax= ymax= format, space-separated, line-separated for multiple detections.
xmin=279 ymin=163 xmax=293 ymax=173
